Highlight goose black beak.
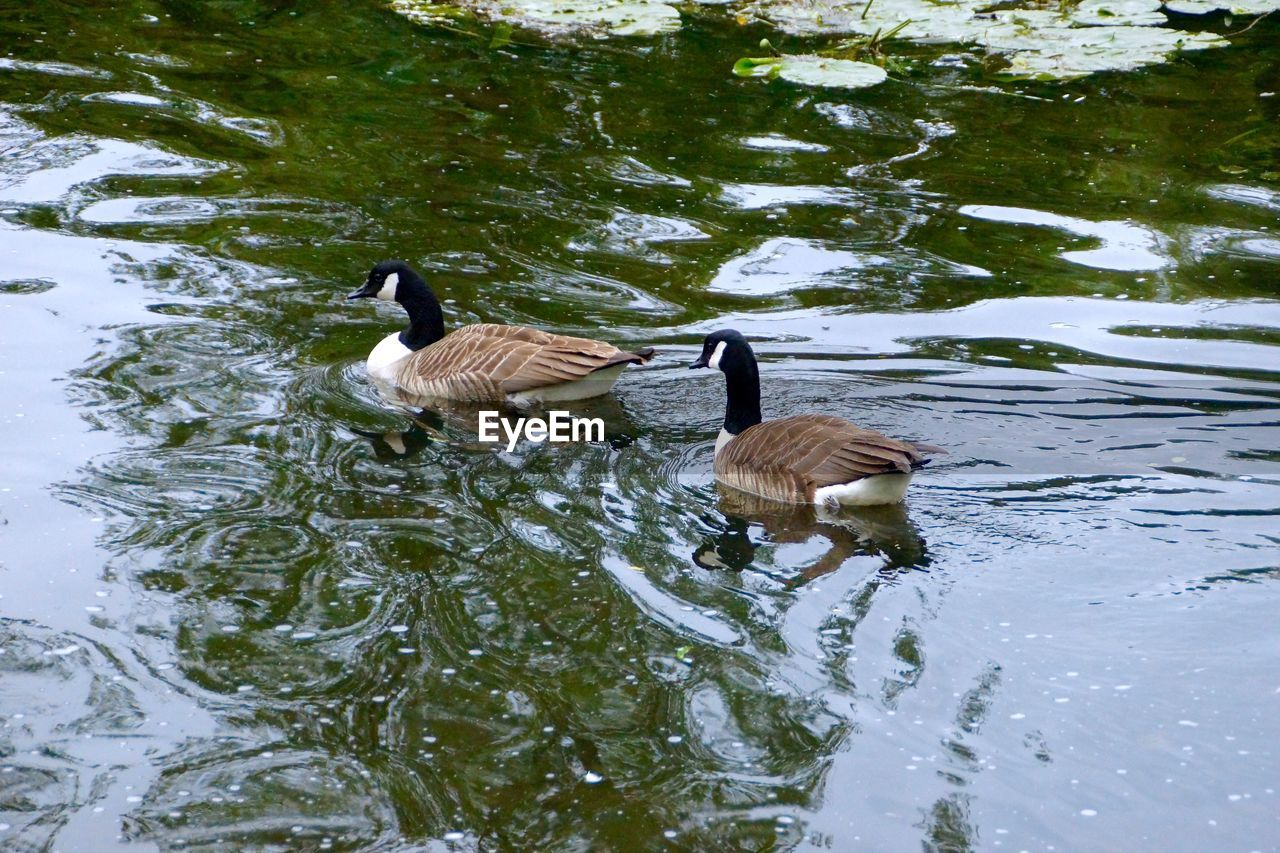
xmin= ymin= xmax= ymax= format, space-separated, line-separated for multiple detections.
xmin=347 ymin=285 xmax=374 ymax=300
xmin=689 ymin=355 xmax=709 ymax=369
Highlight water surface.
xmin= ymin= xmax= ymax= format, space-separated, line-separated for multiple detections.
xmin=2 ymin=3 xmax=1279 ymax=849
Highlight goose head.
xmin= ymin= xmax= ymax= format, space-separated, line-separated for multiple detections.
xmin=689 ymin=329 xmax=756 ymax=374
xmin=347 ymin=260 xmax=428 ymax=303
xmin=348 ymin=260 xmax=446 ymax=351
xmin=689 ymin=329 xmax=762 ymax=439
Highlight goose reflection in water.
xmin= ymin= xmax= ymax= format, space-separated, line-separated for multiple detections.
xmin=693 ymin=488 xmax=930 ymax=585
xmin=352 ymin=390 xmax=642 ymax=461
xmin=352 ymin=416 xmax=443 ymax=461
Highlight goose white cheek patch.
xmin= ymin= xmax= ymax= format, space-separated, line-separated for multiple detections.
xmin=708 ymin=340 xmax=727 ymax=370
xmin=376 ymin=272 xmax=399 ymax=301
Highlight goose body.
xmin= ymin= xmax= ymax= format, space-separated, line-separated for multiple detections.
xmin=691 ymin=330 xmax=938 ymax=506
xmin=349 ymin=261 xmax=654 ymax=403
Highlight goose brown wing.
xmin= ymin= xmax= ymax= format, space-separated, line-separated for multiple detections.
xmin=445 ymin=323 xmax=558 ymax=346
xmin=401 ymin=323 xmax=650 ymax=395
xmin=455 ymin=324 xmax=655 ymax=364
xmin=719 ymin=415 xmax=930 ymax=491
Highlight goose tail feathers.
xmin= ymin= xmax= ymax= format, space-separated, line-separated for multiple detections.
xmin=598 ymin=346 xmax=656 ymax=371
xmin=907 ymin=441 xmax=946 ymax=469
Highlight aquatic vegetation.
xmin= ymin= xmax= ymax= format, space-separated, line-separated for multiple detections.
xmin=390 ymin=0 xmax=682 ymax=36
xmin=733 ymin=53 xmax=889 ymax=89
xmin=739 ymin=0 xmax=1235 ymax=80
xmin=391 ymin=0 xmax=1279 ymax=80
xmin=1164 ymin=0 xmax=1280 ymax=12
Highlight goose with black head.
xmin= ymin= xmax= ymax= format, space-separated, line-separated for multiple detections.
xmin=348 ymin=261 xmax=655 ymax=404
xmin=690 ymin=329 xmax=940 ymax=506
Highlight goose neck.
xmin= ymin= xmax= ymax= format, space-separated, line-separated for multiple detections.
xmin=722 ymin=358 xmax=762 ymax=436
xmin=398 ymin=290 xmax=445 ymax=351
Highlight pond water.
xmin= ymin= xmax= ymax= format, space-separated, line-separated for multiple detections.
xmin=2 ymin=2 xmax=1279 ymax=849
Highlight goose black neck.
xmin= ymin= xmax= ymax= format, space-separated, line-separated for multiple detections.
xmin=398 ymin=288 xmax=445 ymax=351
xmin=722 ymin=353 xmax=762 ymax=436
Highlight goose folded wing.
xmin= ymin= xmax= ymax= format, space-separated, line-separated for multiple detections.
xmin=804 ymin=428 xmax=928 ymax=487
xmin=721 ymin=415 xmax=926 ymax=488
xmin=448 ymin=323 xmax=559 ymax=346
xmin=400 ymin=323 xmax=649 ymax=394
xmin=498 ymin=342 xmax=626 ymax=392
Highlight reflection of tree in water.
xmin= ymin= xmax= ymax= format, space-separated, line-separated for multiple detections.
xmin=921 ymin=793 xmax=977 ymax=852
xmin=692 ymin=486 xmax=931 ymax=585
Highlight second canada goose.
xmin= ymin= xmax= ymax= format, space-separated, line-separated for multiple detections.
xmin=347 ymin=261 xmax=655 ymax=403
xmin=689 ymin=330 xmax=939 ymax=506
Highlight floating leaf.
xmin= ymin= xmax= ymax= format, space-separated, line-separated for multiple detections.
xmin=993 ymin=26 xmax=1226 ymax=80
xmin=732 ymin=56 xmax=783 ymax=77
xmin=1071 ymin=0 xmax=1167 ymax=26
xmin=776 ymin=55 xmax=889 ymax=88
xmin=740 ymin=0 xmax=1236 ymax=79
xmin=1163 ymin=0 xmax=1280 ymax=13
xmin=734 ymin=54 xmax=888 ymax=89
xmin=391 ymin=0 xmax=683 ymax=36
xmin=391 ymin=0 xmax=1275 ymax=80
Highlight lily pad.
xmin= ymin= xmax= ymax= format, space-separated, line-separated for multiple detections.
xmin=1072 ymin=0 xmax=1168 ymax=27
xmin=390 ymin=0 xmax=682 ymax=36
xmin=740 ymin=0 xmax=1234 ymax=79
xmin=734 ymin=54 xmax=888 ymax=89
xmin=995 ymin=26 xmax=1226 ymax=80
xmin=391 ymin=0 xmax=1275 ymax=80
xmin=1163 ymin=0 xmax=1280 ymax=13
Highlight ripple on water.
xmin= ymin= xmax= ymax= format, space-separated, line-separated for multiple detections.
xmin=199 ymin=519 xmax=318 ymax=575
xmin=709 ymin=237 xmax=990 ymax=297
xmin=1204 ymin=183 xmax=1280 ymax=212
xmin=607 ymin=154 xmax=693 ymax=188
xmin=133 ymin=747 xmax=400 ymax=848
xmin=568 ymin=210 xmax=711 ymax=264
xmin=79 ymin=90 xmax=285 ymax=147
xmin=719 ymin=182 xmax=861 ymax=210
xmin=959 ymin=203 xmax=1169 ymax=271
xmin=0 ymin=124 xmax=222 ymax=205
xmin=739 ymin=133 xmax=831 ymax=153
xmin=61 ymin=445 xmax=278 ymax=529
xmin=0 ymin=621 xmax=159 ymax=845
xmin=0 ymin=58 xmax=111 ymax=78
xmin=75 ymin=194 xmax=364 ymax=246
xmin=692 ymin=296 xmax=1280 ymax=371
xmin=1184 ymin=226 xmax=1280 ymax=263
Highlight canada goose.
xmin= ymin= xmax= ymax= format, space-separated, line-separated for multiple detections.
xmin=348 ymin=260 xmax=655 ymax=403
xmin=689 ymin=330 xmax=939 ymax=506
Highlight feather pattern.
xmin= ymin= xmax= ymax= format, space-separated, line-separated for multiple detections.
xmin=715 ymin=414 xmax=931 ymax=504
xmin=394 ymin=324 xmax=653 ymax=401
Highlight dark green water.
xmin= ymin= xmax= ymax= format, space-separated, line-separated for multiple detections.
xmin=2 ymin=1 xmax=1279 ymax=849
